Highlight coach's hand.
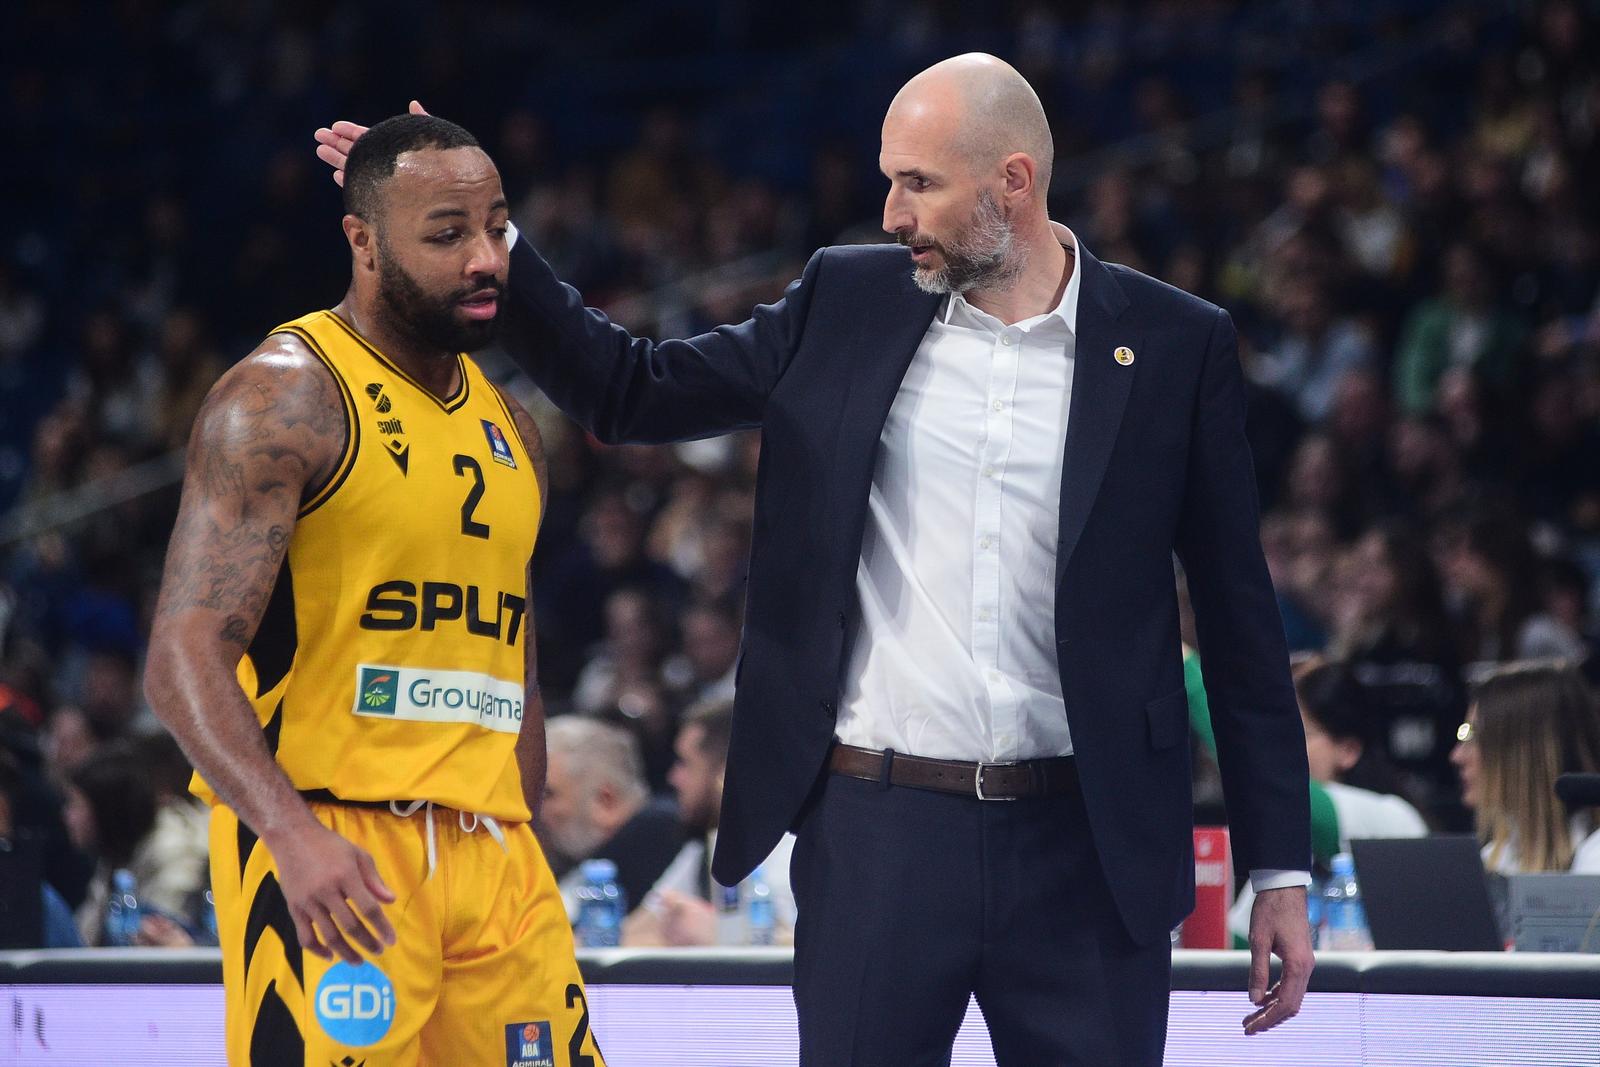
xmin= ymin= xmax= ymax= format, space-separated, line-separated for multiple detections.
xmin=271 ymin=821 xmax=398 ymax=964
xmin=314 ymin=100 xmax=429 ymax=187
xmin=1243 ymin=885 xmax=1314 ymax=1035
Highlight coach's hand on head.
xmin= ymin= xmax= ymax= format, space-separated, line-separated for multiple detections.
xmin=315 ymin=100 xmax=429 ymax=187
xmin=271 ymin=821 xmax=398 ymax=964
xmin=1242 ymin=884 xmax=1315 ymax=1035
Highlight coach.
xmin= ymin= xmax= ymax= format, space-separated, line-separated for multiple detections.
xmin=321 ymin=50 xmax=1312 ymax=1067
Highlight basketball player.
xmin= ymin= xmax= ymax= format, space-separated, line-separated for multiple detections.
xmin=145 ymin=114 xmax=605 ymax=1067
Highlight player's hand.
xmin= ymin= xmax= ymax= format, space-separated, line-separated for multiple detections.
xmin=658 ymin=889 xmax=717 ymax=947
xmin=271 ymin=820 xmax=398 ymax=963
xmin=314 ymin=100 xmax=429 ymax=188
xmin=1243 ymin=885 xmax=1315 ymax=1035
xmin=134 ymin=913 xmax=196 ymax=948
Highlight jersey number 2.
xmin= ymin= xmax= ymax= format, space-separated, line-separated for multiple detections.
xmin=452 ymin=455 xmax=490 ymax=539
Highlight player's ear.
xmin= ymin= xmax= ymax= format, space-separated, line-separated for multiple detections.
xmin=344 ymin=214 xmax=377 ymax=273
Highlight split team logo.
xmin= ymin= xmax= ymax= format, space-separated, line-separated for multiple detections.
xmin=482 ymin=419 xmax=517 ymax=468
xmin=357 ymin=668 xmax=398 ymax=714
xmin=315 ymin=960 xmax=395 ymax=1047
xmin=505 ymin=1020 xmax=554 ymax=1067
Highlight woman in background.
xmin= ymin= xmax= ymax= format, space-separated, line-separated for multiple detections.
xmin=1227 ymin=657 xmax=1428 ymax=943
xmin=1451 ymin=659 xmax=1600 ymax=873
xmin=63 ymin=740 xmax=208 ymax=945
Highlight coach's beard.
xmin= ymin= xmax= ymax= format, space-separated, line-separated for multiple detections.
xmin=901 ymin=190 xmax=1027 ymax=296
xmin=377 ymin=252 xmax=504 ymax=354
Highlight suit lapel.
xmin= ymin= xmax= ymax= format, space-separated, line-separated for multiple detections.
xmin=1056 ymin=247 xmax=1136 ymax=584
xmin=835 ymin=254 xmax=942 ymax=505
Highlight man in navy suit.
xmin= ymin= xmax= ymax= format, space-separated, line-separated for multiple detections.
xmin=319 ymin=51 xmax=1313 ymax=1067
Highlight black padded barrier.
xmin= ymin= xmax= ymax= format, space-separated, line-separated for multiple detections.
xmin=0 ymin=948 xmax=1596 ymax=999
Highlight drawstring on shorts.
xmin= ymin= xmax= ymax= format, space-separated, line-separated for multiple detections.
xmin=388 ymin=800 xmax=506 ymax=878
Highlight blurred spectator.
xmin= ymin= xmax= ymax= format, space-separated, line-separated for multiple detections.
xmin=572 ymin=589 xmax=672 ymax=716
xmin=147 ymin=308 xmax=224 ymax=452
xmin=1253 ymin=277 xmax=1377 ymax=424
xmin=538 ymin=489 xmax=687 ymax=691
xmin=542 ymin=716 xmax=683 ymax=917
xmin=42 ymin=705 xmax=103 ymax=788
xmin=664 ymin=599 xmax=741 ymax=708
xmin=0 ymin=749 xmax=80 ymax=948
xmin=64 ymin=741 xmax=208 ymax=945
xmin=1452 ymin=660 xmax=1600 ymax=873
xmin=571 ymin=588 xmax=680 ymax=788
xmin=622 ymin=699 xmax=796 ymax=947
xmin=1440 ymin=512 xmax=1586 ymax=667
xmin=1328 ymin=524 xmax=1465 ymax=806
xmin=1393 ymin=242 xmax=1526 ymax=415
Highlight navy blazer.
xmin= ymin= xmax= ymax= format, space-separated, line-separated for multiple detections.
xmin=503 ymin=237 xmax=1310 ymax=945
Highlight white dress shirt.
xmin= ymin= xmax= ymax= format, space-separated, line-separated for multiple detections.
xmin=834 ymin=224 xmax=1308 ymax=895
xmin=836 ymin=222 xmax=1082 ymax=763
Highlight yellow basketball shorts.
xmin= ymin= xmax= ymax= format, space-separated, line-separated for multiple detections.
xmin=209 ymin=800 xmax=606 ymax=1067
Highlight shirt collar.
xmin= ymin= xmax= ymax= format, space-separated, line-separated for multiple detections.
xmin=942 ymin=221 xmax=1084 ymax=335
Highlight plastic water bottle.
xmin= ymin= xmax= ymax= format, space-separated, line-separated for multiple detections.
xmin=1320 ymin=853 xmax=1372 ymax=951
xmin=1307 ymin=875 xmax=1325 ymax=949
xmin=104 ymin=868 xmax=143 ymax=947
xmin=746 ymin=866 xmax=775 ymax=946
xmin=202 ymin=888 xmax=220 ymax=943
xmin=574 ymin=859 xmax=624 ymax=947
xmin=714 ymin=881 xmax=743 ymax=946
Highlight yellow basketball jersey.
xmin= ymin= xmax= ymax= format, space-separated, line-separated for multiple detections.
xmin=194 ymin=310 xmax=540 ymax=821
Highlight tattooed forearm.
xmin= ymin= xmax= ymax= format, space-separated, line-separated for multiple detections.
xmin=219 ymin=616 xmax=250 ymax=647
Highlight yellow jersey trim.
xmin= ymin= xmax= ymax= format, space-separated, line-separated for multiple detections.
xmin=273 ymin=324 xmax=360 ymax=518
xmin=324 ymin=311 xmax=471 ymax=413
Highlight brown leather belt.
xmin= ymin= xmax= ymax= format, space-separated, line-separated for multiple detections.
xmin=828 ymin=743 xmax=1078 ymax=801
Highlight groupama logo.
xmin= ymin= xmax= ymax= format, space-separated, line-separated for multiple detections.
xmin=358 ymin=668 xmax=397 ymax=713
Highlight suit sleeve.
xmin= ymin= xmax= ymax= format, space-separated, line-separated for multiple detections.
xmin=1174 ymin=306 xmax=1311 ymax=875
xmin=499 ymin=238 xmax=823 ymax=444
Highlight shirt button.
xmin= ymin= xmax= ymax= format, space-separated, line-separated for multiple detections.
xmin=1000 ymin=335 xmax=1012 ymax=346
xmin=983 ymin=465 xmax=997 ymax=478
xmin=978 ymin=535 xmax=993 ymax=550
xmin=978 ymin=609 xmax=993 ymax=622
xmin=991 ymin=399 xmax=1004 ymax=412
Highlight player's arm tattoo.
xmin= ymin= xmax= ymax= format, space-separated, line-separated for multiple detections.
xmin=153 ymin=336 xmax=346 ymax=649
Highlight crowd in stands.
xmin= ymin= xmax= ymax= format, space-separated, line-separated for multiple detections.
xmin=1 ymin=0 xmax=1599 ymax=946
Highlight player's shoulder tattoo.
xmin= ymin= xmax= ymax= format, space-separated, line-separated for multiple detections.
xmin=155 ymin=332 xmax=349 ymax=644
xmin=190 ymin=332 xmax=349 ymax=497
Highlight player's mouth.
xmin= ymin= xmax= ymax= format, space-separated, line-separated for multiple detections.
xmin=458 ymin=290 xmax=500 ymax=320
xmin=909 ymin=244 xmax=936 ymax=263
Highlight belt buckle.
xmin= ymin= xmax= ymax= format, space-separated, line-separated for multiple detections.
xmin=974 ymin=760 xmax=1020 ymax=801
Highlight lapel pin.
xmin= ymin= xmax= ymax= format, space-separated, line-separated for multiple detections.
xmin=1114 ymin=346 xmax=1135 ymax=366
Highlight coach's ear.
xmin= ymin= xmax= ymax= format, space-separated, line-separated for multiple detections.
xmin=343 ymin=214 xmax=377 ymax=274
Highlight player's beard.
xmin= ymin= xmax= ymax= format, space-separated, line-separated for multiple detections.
xmin=900 ymin=189 xmax=1027 ymax=295
xmin=376 ymin=248 xmax=504 ymax=354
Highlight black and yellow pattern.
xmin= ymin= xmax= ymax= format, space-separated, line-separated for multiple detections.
xmin=211 ymin=802 xmax=606 ymax=1067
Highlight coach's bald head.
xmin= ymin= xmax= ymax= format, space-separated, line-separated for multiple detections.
xmin=880 ymin=54 xmax=1061 ymax=302
xmin=889 ymin=53 xmax=1054 ymax=198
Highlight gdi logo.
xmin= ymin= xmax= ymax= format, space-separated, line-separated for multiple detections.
xmin=318 ymin=981 xmax=392 ymax=1021
xmin=315 ymin=961 xmax=396 ymax=1047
